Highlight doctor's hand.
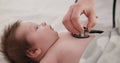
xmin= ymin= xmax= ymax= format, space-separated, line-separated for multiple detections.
xmin=62 ymin=0 xmax=96 ymax=34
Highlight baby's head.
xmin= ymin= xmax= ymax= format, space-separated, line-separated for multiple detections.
xmin=1 ymin=21 xmax=59 ymax=63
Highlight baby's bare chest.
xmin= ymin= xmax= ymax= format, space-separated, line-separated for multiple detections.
xmin=43 ymin=32 xmax=94 ymax=63
xmin=55 ymin=41 xmax=88 ymax=63
xmin=56 ymin=33 xmax=94 ymax=63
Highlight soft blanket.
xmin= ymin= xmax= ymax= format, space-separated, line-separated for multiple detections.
xmin=79 ymin=28 xmax=120 ymax=63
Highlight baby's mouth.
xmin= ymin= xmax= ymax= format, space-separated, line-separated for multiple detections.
xmin=49 ymin=25 xmax=54 ymax=31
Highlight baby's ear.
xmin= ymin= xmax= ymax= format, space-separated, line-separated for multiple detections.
xmin=26 ymin=48 xmax=42 ymax=59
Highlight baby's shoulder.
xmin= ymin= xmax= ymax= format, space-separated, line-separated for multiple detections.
xmin=40 ymin=56 xmax=58 ymax=63
xmin=40 ymin=51 xmax=59 ymax=63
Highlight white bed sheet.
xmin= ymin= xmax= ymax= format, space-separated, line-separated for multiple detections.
xmin=0 ymin=0 xmax=113 ymax=63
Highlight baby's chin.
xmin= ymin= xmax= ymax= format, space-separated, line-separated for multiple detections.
xmin=55 ymin=32 xmax=59 ymax=41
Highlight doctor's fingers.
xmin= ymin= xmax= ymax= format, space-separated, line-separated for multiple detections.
xmin=63 ymin=20 xmax=80 ymax=34
xmin=87 ymin=8 xmax=96 ymax=32
xmin=62 ymin=6 xmax=79 ymax=34
xmin=71 ymin=7 xmax=84 ymax=33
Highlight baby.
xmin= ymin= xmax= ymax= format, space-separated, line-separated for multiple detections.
xmin=1 ymin=21 xmax=94 ymax=63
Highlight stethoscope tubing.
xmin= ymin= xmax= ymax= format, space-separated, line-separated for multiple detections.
xmin=113 ymin=0 xmax=116 ymax=28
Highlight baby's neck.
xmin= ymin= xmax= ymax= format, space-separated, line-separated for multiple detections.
xmin=37 ymin=35 xmax=60 ymax=61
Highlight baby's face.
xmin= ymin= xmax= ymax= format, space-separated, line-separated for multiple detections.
xmin=15 ymin=22 xmax=59 ymax=52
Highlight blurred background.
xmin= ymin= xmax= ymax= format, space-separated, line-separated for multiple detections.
xmin=0 ymin=0 xmax=113 ymax=33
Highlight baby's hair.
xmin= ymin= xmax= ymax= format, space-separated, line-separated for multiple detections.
xmin=1 ymin=21 xmax=36 ymax=63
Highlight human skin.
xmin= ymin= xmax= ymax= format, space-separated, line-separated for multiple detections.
xmin=15 ymin=22 xmax=94 ymax=63
xmin=62 ymin=0 xmax=96 ymax=34
xmin=40 ymin=32 xmax=94 ymax=63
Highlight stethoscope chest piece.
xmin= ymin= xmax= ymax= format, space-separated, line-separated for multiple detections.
xmin=72 ymin=27 xmax=89 ymax=38
xmin=72 ymin=33 xmax=89 ymax=38
xmin=72 ymin=27 xmax=104 ymax=38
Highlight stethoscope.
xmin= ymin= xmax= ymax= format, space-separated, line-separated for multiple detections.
xmin=72 ymin=0 xmax=117 ymax=38
xmin=113 ymin=0 xmax=116 ymax=28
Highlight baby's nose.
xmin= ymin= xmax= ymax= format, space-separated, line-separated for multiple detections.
xmin=41 ymin=22 xmax=47 ymax=26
